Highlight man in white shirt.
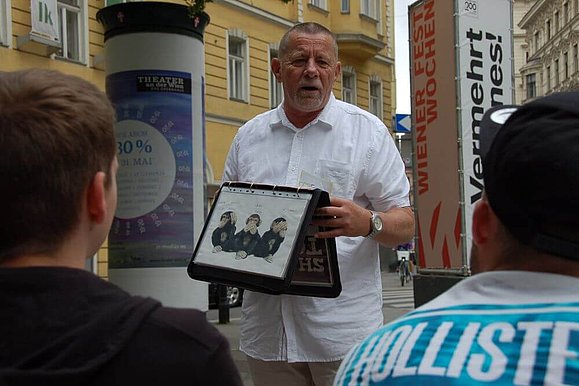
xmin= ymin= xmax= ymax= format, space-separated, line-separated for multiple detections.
xmin=222 ymin=22 xmax=414 ymax=386
xmin=334 ymin=91 xmax=579 ymax=386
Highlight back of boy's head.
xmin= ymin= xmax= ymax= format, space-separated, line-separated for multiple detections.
xmin=480 ymin=91 xmax=579 ymax=261
xmin=0 ymin=69 xmax=116 ymax=260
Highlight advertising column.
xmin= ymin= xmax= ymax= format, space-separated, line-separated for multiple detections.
xmin=409 ymin=0 xmax=462 ymax=270
xmin=456 ymin=0 xmax=514 ymax=264
xmin=97 ymin=2 xmax=209 ymax=309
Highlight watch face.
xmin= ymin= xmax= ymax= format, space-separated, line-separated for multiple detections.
xmin=372 ymin=214 xmax=383 ymax=231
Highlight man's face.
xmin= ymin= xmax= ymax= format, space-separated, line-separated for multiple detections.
xmin=273 ymin=32 xmax=340 ymax=117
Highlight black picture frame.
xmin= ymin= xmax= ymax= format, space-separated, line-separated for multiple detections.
xmin=285 ymin=224 xmax=341 ymax=297
xmin=188 ymin=181 xmax=341 ymax=297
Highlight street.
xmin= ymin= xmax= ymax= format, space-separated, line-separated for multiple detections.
xmin=208 ymin=272 xmax=415 ymax=386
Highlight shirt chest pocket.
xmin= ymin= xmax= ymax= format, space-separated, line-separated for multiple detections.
xmin=315 ymin=159 xmax=354 ymax=199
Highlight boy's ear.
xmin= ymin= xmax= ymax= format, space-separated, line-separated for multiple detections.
xmin=472 ymin=198 xmax=491 ymax=246
xmin=86 ymin=172 xmax=107 ymax=224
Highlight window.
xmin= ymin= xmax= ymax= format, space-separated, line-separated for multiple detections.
xmin=269 ymin=46 xmax=283 ymax=108
xmin=57 ymin=0 xmax=84 ymax=62
xmin=342 ymin=67 xmax=356 ymax=105
xmin=574 ymin=44 xmax=578 ymax=75
xmin=310 ymin=0 xmax=327 ymax=10
xmin=341 ymin=0 xmax=350 ymax=13
xmin=546 ymin=19 xmax=551 ymax=40
xmin=0 ymin=0 xmax=9 ymax=46
xmin=369 ymin=76 xmax=382 ymax=119
xmin=554 ymin=11 xmax=559 ymax=33
xmin=555 ymin=59 xmax=559 ymax=86
xmin=564 ymin=52 xmax=569 ymax=80
xmin=227 ymin=31 xmax=248 ymax=102
xmin=526 ymin=74 xmax=536 ymax=99
xmin=546 ymin=65 xmax=551 ymax=91
xmin=534 ymin=31 xmax=540 ymax=53
xmin=361 ymin=0 xmax=379 ymax=19
xmin=564 ymin=2 xmax=569 ymax=23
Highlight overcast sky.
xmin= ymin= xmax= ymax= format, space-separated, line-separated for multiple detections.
xmin=394 ymin=0 xmax=416 ymax=114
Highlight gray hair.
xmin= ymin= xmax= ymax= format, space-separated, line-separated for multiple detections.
xmin=278 ymin=22 xmax=338 ymax=60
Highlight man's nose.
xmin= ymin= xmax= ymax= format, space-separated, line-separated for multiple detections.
xmin=304 ymin=58 xmax=319 ymax=77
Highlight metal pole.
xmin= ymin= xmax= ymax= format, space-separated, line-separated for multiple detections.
xmin=217 ymin=284 xmax=230 ymax=324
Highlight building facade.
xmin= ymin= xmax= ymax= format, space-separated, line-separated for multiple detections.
xmin=513 ymin=0 xmax=533 ymax=104
xmin=1 ymin=0 xmax=397 ymax=276
xmin=518 ymin=0 xmax=579 ymax=102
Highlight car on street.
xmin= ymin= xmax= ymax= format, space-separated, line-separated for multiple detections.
xmin=208 ymin=283 xmax=244 ymax=309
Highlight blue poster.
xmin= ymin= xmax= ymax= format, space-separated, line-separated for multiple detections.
xmin=107 ymin=70 xmax=194 ymax=268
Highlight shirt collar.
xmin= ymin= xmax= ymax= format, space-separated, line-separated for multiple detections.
xmin=270 ymin=93 xmax=336 ymax=131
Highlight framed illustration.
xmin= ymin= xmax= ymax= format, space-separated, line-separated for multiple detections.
xmin=188 ymin=182 xmax=341 ymax=297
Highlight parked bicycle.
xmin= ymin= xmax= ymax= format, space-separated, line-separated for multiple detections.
xmin=396 ymin=250 xmax=412 ymax=286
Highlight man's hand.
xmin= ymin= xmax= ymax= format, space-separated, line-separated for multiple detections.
xmin=311 ymin=196 xmax=371 ymax=238
xmin=311 ymin=196 xmax=414 ymax=247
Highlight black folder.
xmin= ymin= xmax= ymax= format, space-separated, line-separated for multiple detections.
xmin=188 ymin=181 xmax=341 ymax=298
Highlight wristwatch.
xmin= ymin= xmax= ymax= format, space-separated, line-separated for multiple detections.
xmin=366 ymin=210 xmax=383 ymax=239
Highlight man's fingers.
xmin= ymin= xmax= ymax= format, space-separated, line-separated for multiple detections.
xmin=315 ymin=228 xmax=343 ymax=239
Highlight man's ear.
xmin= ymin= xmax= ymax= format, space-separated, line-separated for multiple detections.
xmin=472 ymin=198 xmax=491 ymax=246
xmin=86 ymin=172 xmax=107 ymax=224
xmin=271 ymin=57 xmax=282 ymax=82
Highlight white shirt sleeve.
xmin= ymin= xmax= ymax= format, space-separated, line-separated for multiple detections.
xmin=222 ymin=133 xmax=240 ymax=182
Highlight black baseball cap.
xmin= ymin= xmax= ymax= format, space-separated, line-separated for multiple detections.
xmin=480 ymin=91 xmax=579 ymax=261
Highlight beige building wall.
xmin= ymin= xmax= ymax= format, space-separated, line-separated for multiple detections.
xmin=1 ymin=0 xmax=396 ymax=277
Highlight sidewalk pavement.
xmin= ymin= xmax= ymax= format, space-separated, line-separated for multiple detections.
xmin=210 ymin=271 xmax=414 ymax=386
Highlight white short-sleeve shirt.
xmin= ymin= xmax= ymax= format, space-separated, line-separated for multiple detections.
xmin=223 ymin=94 xmax=410 ymax=362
